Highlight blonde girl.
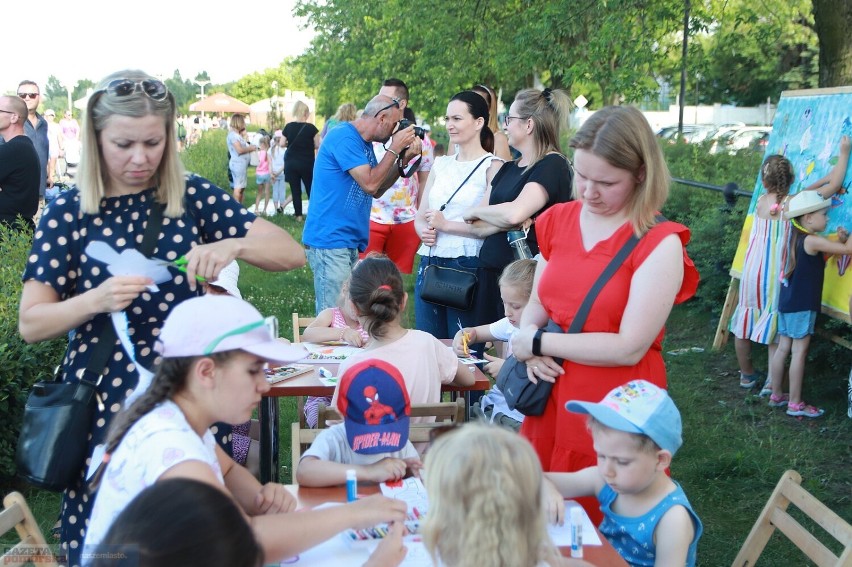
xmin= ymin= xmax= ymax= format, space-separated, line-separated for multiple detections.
xmin=422 ymin=424 xmax=566 ymax=567
xmin=269 ymin=130 xmax=291 ymax=214
xmin=768 ymin=191 xmax=852 ymax=417
xmin=301 ymin=278 xmax=370 ymax=427
xmin=253 ymin=135 xmax=271 ymax=216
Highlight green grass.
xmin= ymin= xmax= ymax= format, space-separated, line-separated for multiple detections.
xmin=12 ymin=142 xmax=852 ymax=566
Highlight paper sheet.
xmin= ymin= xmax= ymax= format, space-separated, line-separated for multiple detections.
xmin=300 ymin=343 xmax=361 ymax=362
xmin=547 ymin=500 xmax=602 ymax=546
xmin=84 ymin=240 xmax=171 ymax=290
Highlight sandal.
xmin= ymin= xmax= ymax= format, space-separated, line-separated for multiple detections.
xmin=786 ymin=401 xmax=824 ymax=418
xmin=758 ymin=376 xmax=773 ymax=397
xmin=739 ymin=370 xmax=764 ymax=389
xmin=768 ymin=393 xmax=789 ymax=408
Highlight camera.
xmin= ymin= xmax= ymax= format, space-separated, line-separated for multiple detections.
xmin=397 ymin=119 xmax=426 ymax=139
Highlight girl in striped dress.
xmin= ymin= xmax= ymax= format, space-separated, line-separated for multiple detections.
xmin=730 ymin=155 xmax=795 ymax=389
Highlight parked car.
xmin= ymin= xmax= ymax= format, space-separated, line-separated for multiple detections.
xmin=709 ymin=126 xmax=772 ymax=154
xmin=656 ymin=124 xmax=715 ymax=144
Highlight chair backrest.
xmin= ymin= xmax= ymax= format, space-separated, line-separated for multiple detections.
xmin=291 ymin=399 xmax=466 ymax=481
xmin=732 ymin=470 xmax=852 ymax=567
xmin=0 ymin=492 xmax=58 ymax=567
xmin=291 ymin=312 xmax=317 ymax=343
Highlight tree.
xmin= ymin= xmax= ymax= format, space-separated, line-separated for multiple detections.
xmin=812 ymin=0 xmax=852 ymax=87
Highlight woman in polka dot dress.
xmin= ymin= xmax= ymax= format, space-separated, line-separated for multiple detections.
xmin=18 ymin=69 xmax=306 ymax=567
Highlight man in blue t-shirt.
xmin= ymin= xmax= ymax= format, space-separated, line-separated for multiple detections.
xmin=302 ymin=94 xmax=419 ymax=312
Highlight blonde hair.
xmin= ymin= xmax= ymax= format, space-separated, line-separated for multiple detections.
xmin=498 ymin=259 xmax=536 ymax=300
xmin=333 ymin=103 xmax=357 ymax=122
xmin=422 ymin=424 xmax=559 ymax=567
xmin=229 ymin=114 xmax=246 ymax=132
xmin=291 ymin=100 xmax=310 ymax=121
xmin=512 ymin=88 xmax=572 ymax=167
xmin=569 ymin=105 xmax=669 ymax=236
xmin=77 ymin=69 xmax=185 ymax=217
xmin=472 ymin=84 xmax=500 ymax=133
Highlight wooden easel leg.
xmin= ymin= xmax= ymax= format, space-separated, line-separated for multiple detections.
xmin=713 ymin=277 xmax=740 ymax=351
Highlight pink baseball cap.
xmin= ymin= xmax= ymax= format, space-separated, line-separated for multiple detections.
xmin=156 ymin=295 xmax=306 ymax=363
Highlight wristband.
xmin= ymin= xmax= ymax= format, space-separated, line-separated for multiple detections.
xmin=532 ymin=328 xmax=545 ymax=356
xmin=386 ymin=147 xmax=400 ymax=159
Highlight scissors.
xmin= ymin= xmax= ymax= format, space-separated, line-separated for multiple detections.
xmin=151 ymin=256 xmax=207 ymax=282
xmin=457 ymin=318 xmax=471 ymax=357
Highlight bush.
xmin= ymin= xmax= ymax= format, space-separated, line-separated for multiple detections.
xmin=0 ymin=225 xmax=66 ymax=488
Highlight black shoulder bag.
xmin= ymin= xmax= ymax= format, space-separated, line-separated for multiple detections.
xmin=16 ymin=202 xmax=164 ymax=491
xmin=419 ymin=156 xmax=490 ymax=310
xmin=497 ymin=229 xmax=646 ymax=416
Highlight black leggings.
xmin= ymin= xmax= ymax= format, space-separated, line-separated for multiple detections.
xmin=285 ymin=160 xmax=313 ymax=217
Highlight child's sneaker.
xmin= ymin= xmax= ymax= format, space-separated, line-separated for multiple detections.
xmin=767 ymin=393 xmax=789 ymax=408
xmin=739 ymin=370 xmax=764 ymax=389
xmin=786 ymin=401 xmax=824 ymax=418
xmin=758 ymin=376 xmax=773 ymax=397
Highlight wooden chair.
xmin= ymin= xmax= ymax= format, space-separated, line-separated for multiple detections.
xmin=291 ymin=399 xmax=466 ymax=481
xmin=291 ymin=312 xmax=317 ymax=343
xmin=0 ymin=492 xmax=58 ymax=567
xmin=731 ymin=470 xmax=852 ymax=567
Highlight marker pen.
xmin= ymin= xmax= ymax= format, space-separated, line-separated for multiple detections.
xmin=346 ymin=469 xmax=358 ymax=502
xmin=570 ymin=507 xmax=584 ymax=558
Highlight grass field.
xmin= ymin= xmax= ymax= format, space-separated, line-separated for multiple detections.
xmin=11 ymin=143 xmax=851 ymax=566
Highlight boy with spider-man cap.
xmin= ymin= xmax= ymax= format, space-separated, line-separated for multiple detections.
xmin=296 ymin=359 xmax=422 ymax=487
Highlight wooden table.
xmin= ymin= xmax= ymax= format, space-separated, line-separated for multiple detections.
xmin=285 ymin=484 xmax=628 ymax=566
xmin=260 ymin=342 xmax=491 ymax=483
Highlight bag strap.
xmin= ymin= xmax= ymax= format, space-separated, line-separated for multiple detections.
xmin=83 ymin=201 xmax=165 ymax=381
xmin=567 ymin=215 xmax=666 ymax=333
xmin=438 ymin=156 xmax=490 ymax=212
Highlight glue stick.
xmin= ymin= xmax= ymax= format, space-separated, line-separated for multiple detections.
xmin=570 ymin=507 xmax=584 ymax=558
xmin=346 ymin=469 xmax=357 ymax=502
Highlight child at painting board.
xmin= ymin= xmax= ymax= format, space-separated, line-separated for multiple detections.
xmin=302 ymin=276 xmax=370 ymax=428
xmin=296 ymin=359 xmax=422 ymax=486
xmin=768 ymin=191 xmax=852 ymax=418
xmin=731 ymin=136 xmax=850 ymax=393
xmin=451 ymin=258 xmax=537 ymax=430
xmin=543 ymin=380 xmax=703 ymax=567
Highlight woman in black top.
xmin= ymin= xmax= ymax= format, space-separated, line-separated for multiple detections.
xmin=463 ymin=88 xmax=574 ymax=323
xmin=283 ymin=100 xmax=320 ymax=220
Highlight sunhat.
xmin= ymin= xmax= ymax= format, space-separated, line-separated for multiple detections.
xmin=566 ymin=379 xmax=682 ymax=455
xmin=272 ymin=129 xmax=283 ymax=138
xmin=157 ymin=295 xmax=306 ymax=363
xmin=784 ymin=191 xmax=830 ymax=219
xmin=209 ymin=261 xmax=241 ymax=299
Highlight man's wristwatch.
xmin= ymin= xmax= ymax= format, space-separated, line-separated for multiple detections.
xmin=532 ymin=328 xmax=545 ymax=356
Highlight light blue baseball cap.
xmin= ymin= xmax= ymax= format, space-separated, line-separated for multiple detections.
xmin=565 ymin=380 xmax=682 ymax=455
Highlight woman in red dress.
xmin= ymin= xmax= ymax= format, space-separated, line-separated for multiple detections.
xmin=511 ymin=106 xmax=699 ymax=523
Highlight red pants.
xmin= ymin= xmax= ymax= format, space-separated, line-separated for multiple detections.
xmin=361 ymin=221 xmax=420 ymax=274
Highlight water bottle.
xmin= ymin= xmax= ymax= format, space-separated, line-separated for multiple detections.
xmin=507 ymin=229 xmax=533 ymax=260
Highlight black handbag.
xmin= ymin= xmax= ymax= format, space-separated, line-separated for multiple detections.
xmin=497 ymin=229 xmax=646 ymax=416
xmin=16 ymin=203 xmax=164 ymax=491
xmin=419 ymin=156 xmax=489 ymax=310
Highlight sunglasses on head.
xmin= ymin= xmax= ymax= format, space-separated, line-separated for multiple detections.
xmin=18 ymin=93 xmax=39 ymax=100
xmin=373 ymin=97 xmax=400 ymax=118
xmin=99 ymin=79 xmax=168 ymax=101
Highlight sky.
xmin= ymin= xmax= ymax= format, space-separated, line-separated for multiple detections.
xmin=2 ymin=0 xmax=315 ymax=95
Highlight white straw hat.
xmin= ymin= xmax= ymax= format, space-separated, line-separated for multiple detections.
xmin=784 ymin=191 xmax=830 ymax=219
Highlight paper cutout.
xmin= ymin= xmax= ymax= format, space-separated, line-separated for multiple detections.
xmin=84 ymin=240 xmax=172 ymax=288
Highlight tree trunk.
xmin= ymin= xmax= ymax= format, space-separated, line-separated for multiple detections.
xmin=812 ymin=0 xmax=852 ymax=87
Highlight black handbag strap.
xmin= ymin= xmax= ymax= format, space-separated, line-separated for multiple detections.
xmin=438 ymin=156 xmax=490 ymax=212
xmin=567 ymin=215 xmax=665 ymax=334
xmin=82 ymin=201 xmax=164 ymax=381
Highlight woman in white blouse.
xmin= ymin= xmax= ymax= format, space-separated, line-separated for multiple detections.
xmin=413 ymin=90 xmax=503 ymax=341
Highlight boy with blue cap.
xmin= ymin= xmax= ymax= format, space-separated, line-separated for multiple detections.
xmin=544 ymin=379 xmax=702 ymax=567
xmin=297 ymin=359 xmax=422 ymax=487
